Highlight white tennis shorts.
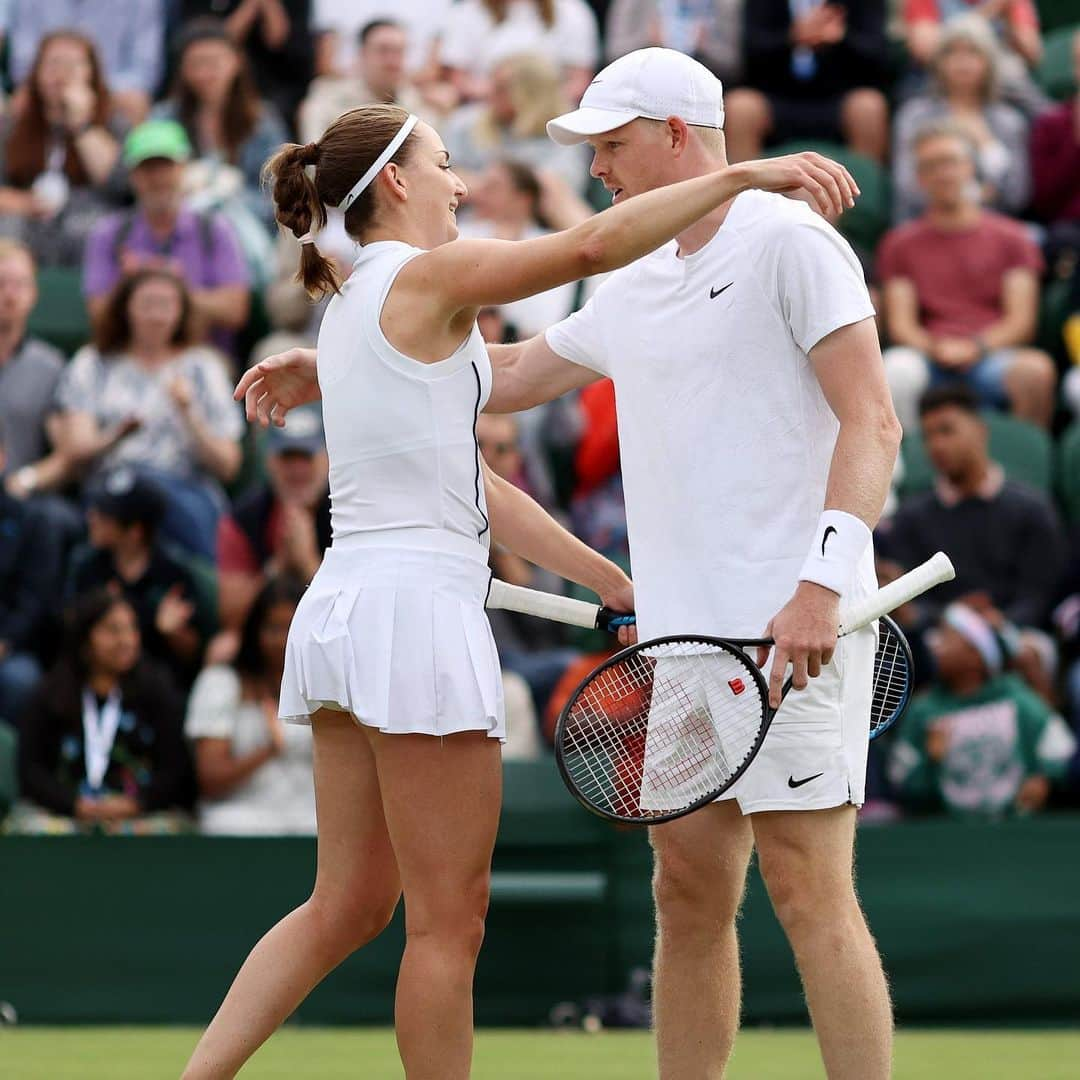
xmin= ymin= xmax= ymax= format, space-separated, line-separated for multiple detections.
xmin=718 ymin=621 xmax=878 ymax=814
xmin=278 ymin=529 xmax=505 ymax=740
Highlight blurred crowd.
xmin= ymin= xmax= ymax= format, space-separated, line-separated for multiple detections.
xmin=0 ymin=0 xmax=1078 ymax=834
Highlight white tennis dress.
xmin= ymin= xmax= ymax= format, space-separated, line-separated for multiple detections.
xmin=278 ymin=240 xmax=505 ymax=739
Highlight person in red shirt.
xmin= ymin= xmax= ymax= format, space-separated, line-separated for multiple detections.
xmin=878 ymin=120 xmax=1056 ymax=431
xmin=1030 ymin=29 xmax=1080 ymax=228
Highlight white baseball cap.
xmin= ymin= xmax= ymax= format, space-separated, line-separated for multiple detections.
xmin=547 ymin=48 xmax=724 ymax=147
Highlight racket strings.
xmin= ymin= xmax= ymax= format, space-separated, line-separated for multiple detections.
xmin=560 ymin=642 xmax=766 ymax=821
xmin=870 ymin=622 xmax=911 ymax=735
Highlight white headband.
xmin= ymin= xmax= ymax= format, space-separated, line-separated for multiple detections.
xmin=944 ymin=603 xmax=1004 ymax=675
xmin=338 ymin=113 xmax=419 ymax=213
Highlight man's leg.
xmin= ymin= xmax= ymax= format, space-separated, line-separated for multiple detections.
xmin=753 ymin=806 xmax=892 ymax=1080
xmin=651 ymin=798 xmax=754 ymax=1080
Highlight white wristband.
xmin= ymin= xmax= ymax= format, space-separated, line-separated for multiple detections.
xmin=798 ymin=509 xmax=872 ymax=596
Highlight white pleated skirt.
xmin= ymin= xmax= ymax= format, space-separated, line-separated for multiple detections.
xmin=279 ymin=528 xmax=505 ymax=740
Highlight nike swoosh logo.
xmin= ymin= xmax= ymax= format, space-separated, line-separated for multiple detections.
xmin=709 ymin=282 xmax=733 ymax=299
xmin=788 ymin=773 xmax=824 ymax=789
xmin=821 ymin=525 xmax=837 ymax=556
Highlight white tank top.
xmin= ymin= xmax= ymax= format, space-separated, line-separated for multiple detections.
xmin=316 ymin=240 xmax=492 ymax=551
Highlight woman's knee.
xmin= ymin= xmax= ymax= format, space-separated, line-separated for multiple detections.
xmin=306 ymin=887 xmax=400 ymax=957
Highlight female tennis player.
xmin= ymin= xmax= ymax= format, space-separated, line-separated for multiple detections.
xmin=181 ymin=104 xmax=857 ymax=1080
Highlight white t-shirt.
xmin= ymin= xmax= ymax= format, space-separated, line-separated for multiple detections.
xmin=313 ymin=0 xmax=454 ymax=72
xmin=185 ymin=666 xmax=316 ymax=836
xmin=440 ymin=0 xmax=598 ymax=77
xmin=545 ymin=190 xmax=877 ymax=639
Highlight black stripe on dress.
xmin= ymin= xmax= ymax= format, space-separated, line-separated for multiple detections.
xmin=470 ymin=361 xmax=490 ymax=539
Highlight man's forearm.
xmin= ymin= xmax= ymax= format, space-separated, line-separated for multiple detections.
xmin=823 ymin=414 xmax=902 ymax=530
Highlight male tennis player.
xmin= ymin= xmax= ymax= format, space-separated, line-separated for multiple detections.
xmin=239 ymin=49 xmax=901 ymax=1080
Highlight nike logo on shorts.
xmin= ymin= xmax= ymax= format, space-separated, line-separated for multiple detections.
xmin=787 ymin=773 xmax=824 ymax=789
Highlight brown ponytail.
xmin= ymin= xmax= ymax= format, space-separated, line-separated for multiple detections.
xmin=262 ymin=104 xmax=418 ymax=301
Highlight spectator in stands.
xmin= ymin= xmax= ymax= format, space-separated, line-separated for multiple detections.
xmin=178 ymin=1 xmax=314 ymax=132
xmin=0 ymin=241 xmax=67 ymax=499
xmin=1030 ymin=28 xmax=1080 ymax=228
xmin=56 ymin=269 xmax=243 ymax=560
xmin=0 ymin=417 xmax=55 ymax=731
xmin=477 ymin=411 xmax=569 ymax=749
xmin=1054 ymin=531 xmax=1080 ymax=730
xmin=299 ymin=18 xmax=427 ymax=145
xmin=6 ymin=0 xmax=165 ymax=125
xmin=153 ymin=18 xmax=289 ymax=227
xmin=901 ymin=0 xmax=1046 ymax=115
xmin=892 ymin=15 xmax=1031 ymax=223
xmin=723 ymin=0 xmax=890 ymax=165
xmin=878 ymin=385 xmax=1067 ymax=635
xmin=216 ymin=402 xmax=330 ymax=638
xmin=604 ymin=0 xmax=744 ymax=86
xmin=439 ymin=0 xmax=599 ymax=106
xmin=0 ymin=31 xmax=129 ymax=267
xmin=82 ymin=120 xmax=251 ymax=355
xmin=13 ymin=588 xmax=194 ymax=834
xmin=886 ymin=601 xmax=1075 ymax=818
xmin=186 ymin=574 xmax=316 ymax=835
xmin=458 ymin=160 xmax=579 ymax=338
xmin=879 ymin=122 xmax=1056 ymax=431
xmin=66 ymin=468 xmax=211 ymax=688
xmin=442 ymin=51 xmax=591 ymax=194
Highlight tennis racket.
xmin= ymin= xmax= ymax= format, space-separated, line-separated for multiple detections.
xmin=487 ymin=552 xmax=952 ymax=824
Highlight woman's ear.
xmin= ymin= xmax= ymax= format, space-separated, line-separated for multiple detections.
xmin=382 ymin=162 xmax=409 ymax=203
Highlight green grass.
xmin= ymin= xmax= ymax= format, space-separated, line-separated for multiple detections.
xmin=2 ymin=1027 xmax=1079 ymax=1079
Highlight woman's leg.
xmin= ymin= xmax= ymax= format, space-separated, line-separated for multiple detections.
xmin=365 ymin=728 xmax=502 ymax=1080
xmin=181 ymin=711 xmax=401 ymax=1079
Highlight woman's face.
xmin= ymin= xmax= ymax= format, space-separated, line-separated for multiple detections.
xmin=37 ymin=38 xmax=93 ymax=105
xmin=472 ymin=163 xmax=532 ymax=223
xmin=87 ymin=602 xmax=141 ymax=677
xmin=127 ymin=277 xmax=184 ymax=351
xmin=938 ymin=38 xmax=990 ymax=98
xmin=396 ymin=122 xmax=468 ymax=247
xmin=489 ymin=63 xmax=518 ymax=124
xmin=259 ymin=600 xmax=296 ymax=670
xmin=181 ymin=39 xmax=240 ymax=105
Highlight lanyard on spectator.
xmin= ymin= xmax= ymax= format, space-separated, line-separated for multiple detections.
xmin=82 ymin=688 xmax=123 ymax=792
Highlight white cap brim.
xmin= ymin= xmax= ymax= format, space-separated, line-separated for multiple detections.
xmin=546 ymin=106 xmax=641 ymax=146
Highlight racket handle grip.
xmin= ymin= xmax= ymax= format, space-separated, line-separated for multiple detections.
xmin=837 ymin=551 xmax=955 ymax=636
xmin=487 ymin=580 xmax=636 ymax=633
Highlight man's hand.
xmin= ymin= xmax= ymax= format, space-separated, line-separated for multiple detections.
xmin=234 ymin=348 xmax=320 ymax=427
xmin=1015 ymin=774 xmax=1050 ymax=813
xmin=733 ymin=152 xmax=859 ymax=218
xmin=155 ymin=584 xmax=195 ymax=638
xmin=757 ymin=581 xmax=840 ymax=709
xmin=931 ymin=337 xmax=981 ymax=370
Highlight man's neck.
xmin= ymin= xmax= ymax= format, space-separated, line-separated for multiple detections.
xmin=87 ymin=671 xmax=120 ymax=698
xmin=946 ymin=670 xmax=987 ymax=697
xmin=144 ymin=207 xmax=180 ymax=239
xmin=927 ymin=201 xmax=980 ymax=230
xmin=947 ymin=458 xmax=990 ymax=497
xmin=111 ymin=541 xmax=152 ymax=582
xmin=674 ymin=153 xmax=736 ymax=257
xmin=0 ymin=323 xmax=24 ymax=364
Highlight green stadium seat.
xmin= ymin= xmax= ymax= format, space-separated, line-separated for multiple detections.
xmin=1037 ymin=276 xmax=1073 ymax=362
xmin=1057 ymin=422 xmax=1080 ymax=525
xmin=1037 ymin=2 xmax=1080 ymax=35
xmin=1037 ymin=26 xmax=1079 ymax=102
xmin=0 ymin=722 xmax=18 ymax=820
xmin=898 ymin=411 xmax=1054 ymax=498
xmin=26 ymin=266 xmax=91 ymax=357
xmin=766 ymin=140 xmax=890 ymax=256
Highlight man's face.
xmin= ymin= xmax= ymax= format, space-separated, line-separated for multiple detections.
xmin=87 ymin=508 xmax=142 ymax=551
xmin=130 ymin=158 xmax=184 ymax=216
xmin=585 ymin=119 xmax=684 ymax=205
xmin=921 ymin=405 xmax=986 ymax=481
xmin=268 ymin=449 xmax=328 ymax=506
xmin=915 ymin=134 xmax=975 ymax=210
xmin=476 ymin=414 xmax=521 ymax=481
xmin=361 ymin=26 xmax=407 ymax=94
xmin=0 ymin=251 xmax=37 ymax=331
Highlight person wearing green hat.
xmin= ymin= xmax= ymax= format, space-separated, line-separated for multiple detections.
xmin=81 ymin=118 xmax=251 ymax=355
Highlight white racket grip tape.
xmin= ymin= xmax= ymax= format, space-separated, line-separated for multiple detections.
xmin=837 ymin=552 xmax=955 ymax=636
xmin=487 ymin=579 xmax=602 ymax=630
